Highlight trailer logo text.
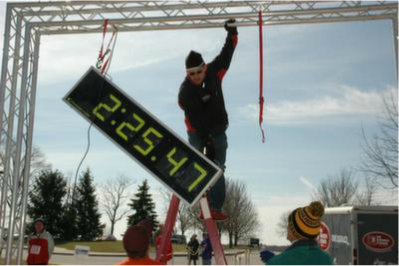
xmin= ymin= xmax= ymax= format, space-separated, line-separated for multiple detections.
xmin=317 ymin=222 xmax=331 ymax=251
xmin=362 ymin=231 xmax=395 ymax=253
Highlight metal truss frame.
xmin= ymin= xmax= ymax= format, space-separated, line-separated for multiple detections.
xmin=0 ymin=1 xmax=397 ymax=264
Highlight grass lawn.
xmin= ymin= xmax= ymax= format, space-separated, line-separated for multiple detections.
xmin=55 ymin=241 xmax=188 ymax=253
xmin=54 ymin=241 xmax=250 ymax=253
xmin=0 ymin=258 xmax=26 ymax=265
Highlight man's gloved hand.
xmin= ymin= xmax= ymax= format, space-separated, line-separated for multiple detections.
xmin=224 ymin=19 xmax=237 ymax=34
xmin=260 ymin=250 xmax=275 ymax=263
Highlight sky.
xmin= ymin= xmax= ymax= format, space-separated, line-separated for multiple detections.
xmin=0 ymin=1 xmax=398 ymax=246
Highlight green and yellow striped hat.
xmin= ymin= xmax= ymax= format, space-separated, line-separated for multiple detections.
xmin=288 ymin=201 xmax=325 ymax=240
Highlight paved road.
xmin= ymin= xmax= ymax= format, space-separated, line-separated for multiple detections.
xmin=49 ymin=249 xmax=264 ymax=265
xmin=3 ymin=247 xmax=264 ymax=265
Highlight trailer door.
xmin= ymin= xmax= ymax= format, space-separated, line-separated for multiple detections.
xmin=357 ymin=212 xmax=398 ymax=265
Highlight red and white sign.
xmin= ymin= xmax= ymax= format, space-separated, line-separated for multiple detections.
xmin=362 ymin=231 xmax=395 ymax=253
xmin=317 ymin=222 xmax=331 ymax=251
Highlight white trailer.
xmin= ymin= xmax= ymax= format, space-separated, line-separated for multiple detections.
xmin=317 ymin=206 xmax=398 ymax=265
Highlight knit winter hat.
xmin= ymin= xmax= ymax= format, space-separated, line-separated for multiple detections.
xmin=34 ymin=217 xmax=45 ymax=225
xmin=137 ymin=219 xmax=153 ymax=234
xmin=185 ymin=50 xmax=204 ymax=70
xmin=288 ymin=201 xmax=325 ymax=240
xmin=123 ymin=225 xmax=150 ymax=253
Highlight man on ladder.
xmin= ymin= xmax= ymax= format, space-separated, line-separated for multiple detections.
xmin=156 ymin=18 xmax=238 ymax=265
xmin=178 ymin=19 xmax=238 ymax=221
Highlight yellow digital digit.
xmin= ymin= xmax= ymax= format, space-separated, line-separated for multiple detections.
xmin=92 ymin=94 xmax=121 ymax=121
xmin=115 ymin=114 xmax=145 ymax=141
xmin=166 ymin=148 xmax=188 ymax=176
xmin=188 ymin=163 xmax=207 ymax=192
xmin=134 ymin=127 xmax=163 ymax=156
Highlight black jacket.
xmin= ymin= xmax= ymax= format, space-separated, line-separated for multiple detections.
xmin=187 ymin=239 xmax=200 ymax=260
xmin=178 ymin=31 xmax=238 ymax=138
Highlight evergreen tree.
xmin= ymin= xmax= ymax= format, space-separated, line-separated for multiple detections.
xmin=28 ymin=170 xmax=67 ymax=237
xmin=75 ymin=168 xmax=104 ymax=240
xmin=127 ymin=179 xmax=158 ymax=232
xmin=60 ymin=204 xmax=78 ymax=241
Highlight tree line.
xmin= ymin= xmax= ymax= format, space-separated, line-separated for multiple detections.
xmin=26 ymin=168 xmax=158 ymax=241
xmin=25 ymin=164 xmax=260 ymax=247
xmin=29 ymin=168 xmax=104 ymax=241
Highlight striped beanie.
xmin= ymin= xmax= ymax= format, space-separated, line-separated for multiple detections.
xmin=288 ymin=201 xmax=325 ymax=240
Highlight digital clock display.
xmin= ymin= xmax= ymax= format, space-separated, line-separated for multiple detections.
xmin=63 ymin=67 xmax=222 ymax=206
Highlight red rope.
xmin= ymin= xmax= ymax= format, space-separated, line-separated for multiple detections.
xmin=97 ymin=19 xmax=117 ymax=75
xmin=98 ymin=19 xmax=108 ymax=63
xmin=258 ymin=11 xmax=265 ymax=143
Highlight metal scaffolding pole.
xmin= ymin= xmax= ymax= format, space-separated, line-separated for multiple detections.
xmin=0 ymin=1 xmax=397 ymax=264
xmin=391 ymin=16 xmax=398 ymax=78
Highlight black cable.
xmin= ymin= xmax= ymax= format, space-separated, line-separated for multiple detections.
xmin=69 ymin=25 xmax=118 ymax=207
xmin=69 ymin=123 xmax=93 ymax=206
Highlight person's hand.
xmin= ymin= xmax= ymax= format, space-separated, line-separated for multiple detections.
xmin=260 ymin=250 xmax=275 ymax=263
xmin=224 ymin=19 xmax=237 ymax=34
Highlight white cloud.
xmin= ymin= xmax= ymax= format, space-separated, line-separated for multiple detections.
xmin=237 ymin=86 xmax=396 ymax=125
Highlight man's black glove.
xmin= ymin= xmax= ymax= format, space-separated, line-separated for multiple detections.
xmin=224 ymin=19 xmax=237 ymax=34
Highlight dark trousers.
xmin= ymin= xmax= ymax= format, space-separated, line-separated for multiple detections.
xmin=188 ymin=131 xmax=227 ymax=211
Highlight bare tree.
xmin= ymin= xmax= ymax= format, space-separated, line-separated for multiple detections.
xmin=176 ymin=202 xmax=194 ymax=236
xmin=354 ymin=176 xmax=378 ymax=206
xmin=223 ymin=178 xmax=260 ymax=248
xmin=313 ymin=168 xmax=358 ymax=207
xmin=0 ymin=146 xmax=51 ymax=186
xmin=159 ymin=188 xmax=196 ymax=236
xmin=276 ymin=210 xmax=291 ymax=238
xmin=361 ymin=92 xmax=398 ymax=188
xmin=100 ymin=174 xmax=134 ymax=236
xmin=29 ymin=146 xmax=52 ymax=179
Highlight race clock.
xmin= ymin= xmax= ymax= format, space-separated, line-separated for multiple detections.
xmin=63 ymin=67 xmax=222 ymax=206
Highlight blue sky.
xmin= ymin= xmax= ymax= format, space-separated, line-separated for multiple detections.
xmin=0 ymin=1 xmax=398 ymax=245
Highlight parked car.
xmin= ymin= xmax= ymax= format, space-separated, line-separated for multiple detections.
xmin=171 ymin=234 xmax=186 ymax=244
xmin=95 ymin=234 xmax=117 ymax=241
xmin=104 ymin=234 xmax=117 ymax=241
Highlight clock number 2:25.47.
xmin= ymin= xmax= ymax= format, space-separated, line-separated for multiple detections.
xmin=92 ymin=94 xmax=208 ymax=192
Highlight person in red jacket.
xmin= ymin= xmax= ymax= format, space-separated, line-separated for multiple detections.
xmin=178 ymin=19 xmax=238 ymax=221
xmin=26 ymin=218 xmax=54 ymax=265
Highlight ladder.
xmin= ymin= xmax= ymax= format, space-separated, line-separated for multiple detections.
xmin=156 ymin=194 xmax=227 ymax=265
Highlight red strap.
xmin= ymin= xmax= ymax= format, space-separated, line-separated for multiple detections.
xmin=97 ymin=19 xmax=117 ymax=75
xmin=98 ymin=19 xmax=108 ymax=61
xmin=258 ymin=11 xmax=265 ymax=143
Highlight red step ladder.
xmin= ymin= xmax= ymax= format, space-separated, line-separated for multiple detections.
xmin=156 ymin=194 xmax=227 ymax=265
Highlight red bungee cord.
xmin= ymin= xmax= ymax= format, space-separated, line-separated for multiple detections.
xmin=97 ymin=19 xmax=117 ymax=76
xmin=258 ymin=11 xmax=266 ymax=143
